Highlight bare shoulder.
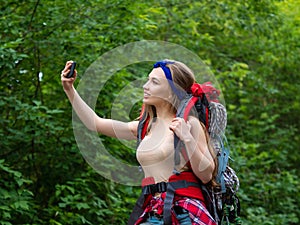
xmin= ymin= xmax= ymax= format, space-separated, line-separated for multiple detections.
xmin=187 ymin=116 xmax=206 ymax=137
xmin=187 ymin=116 xmax=201 ymax=128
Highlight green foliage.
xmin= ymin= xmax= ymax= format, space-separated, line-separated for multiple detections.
xmin=48 ymin=171 xmax=110 ymax=225
xmin=0 ymin=159 xmax=35 ymax=225
xmin=0 ymin=0 xmax=299 ymax=224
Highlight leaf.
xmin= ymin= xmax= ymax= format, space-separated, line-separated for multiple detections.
xmin=76 ymin=203 xmax=90 ymax=210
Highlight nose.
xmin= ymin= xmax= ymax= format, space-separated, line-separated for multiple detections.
xmin=143 ymin=80 xmax=149 ymax=90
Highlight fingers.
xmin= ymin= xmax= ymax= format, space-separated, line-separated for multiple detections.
xmin=61 ymin=61 xmax=77 ymax=79
xmin=171 ymin=117 xmax=186 ymax=125
xmin=170 ymin=117 xmax=193 ymax=142
xmin=61 ymin=71 xmax=77 ymax=81
xmin=61 ymin=70 xmax=69 ymax=78
xmin=169 ymin=117 xmax=186 ymax=132
xmin=65 ymin=60 xmax=74 ymax=69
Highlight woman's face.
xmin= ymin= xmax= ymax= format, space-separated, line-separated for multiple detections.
xmin=143 ymin=68 xmax=172 ymax=106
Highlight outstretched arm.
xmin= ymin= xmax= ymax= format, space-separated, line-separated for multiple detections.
xmin=61 ymin=61 xmax=138 ymax=140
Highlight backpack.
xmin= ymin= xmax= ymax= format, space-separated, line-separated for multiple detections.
xmin=185 ymin=82 xmax=242 ymax=225
xmin=175 ymin=82 xmax=242 ymax=225
xmin=133 ymin=82 xmax=241 ymax=225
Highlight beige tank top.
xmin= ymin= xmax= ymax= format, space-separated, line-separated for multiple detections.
xmin=136 ymin=119 xmax=187 ymax=183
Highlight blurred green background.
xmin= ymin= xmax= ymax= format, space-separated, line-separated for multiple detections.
xmin=1 ymin=0 xmax=299 ymax=224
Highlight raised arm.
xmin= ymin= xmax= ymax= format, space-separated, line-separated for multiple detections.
xmin=61 ymin=61 xmax=138 ymax=140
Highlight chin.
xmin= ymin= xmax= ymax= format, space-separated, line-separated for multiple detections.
xmin=143 ymin=98 xmax=155 ymax=106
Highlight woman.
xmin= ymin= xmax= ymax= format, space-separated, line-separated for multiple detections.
xmin=61 ymin=60 xmax=217 ymax=225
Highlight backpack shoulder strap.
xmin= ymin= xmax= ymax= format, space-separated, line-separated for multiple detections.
xmin=137 ymin=105 xmax=150 ymax=147
xmin=173 ymin=91 xmax=210 ymax=171
xmin=173 ymin=95 xmax=193 ymax=169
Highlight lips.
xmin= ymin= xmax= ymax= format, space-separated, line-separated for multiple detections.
xmin=144 ymin=92 xmax=150 ymax=97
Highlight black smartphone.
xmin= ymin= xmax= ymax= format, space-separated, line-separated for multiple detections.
xmin=66 ymin=61 xmax=76 ymax=78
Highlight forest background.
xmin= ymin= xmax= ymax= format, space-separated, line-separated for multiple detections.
xmin=1 ymin=0 xmax=299 ymax=224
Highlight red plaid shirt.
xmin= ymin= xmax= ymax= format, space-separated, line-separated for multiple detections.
xmin=134 ymin=195 xmax=216 ymax=225
xmin=134 ymin=172 xmax=216 ymax=225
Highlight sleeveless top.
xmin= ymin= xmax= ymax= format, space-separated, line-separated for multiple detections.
xmin=136 ymin=119 xmax=186 ymax=183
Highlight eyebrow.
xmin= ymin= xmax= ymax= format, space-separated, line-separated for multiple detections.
xmin=151 ymin=77 xmax=161 ymax=83
xmin=148 ymin=73 xmax=162 ymax=83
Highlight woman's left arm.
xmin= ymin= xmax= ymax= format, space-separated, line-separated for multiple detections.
xmin=169 ymin=116 xmax=215 ymax=184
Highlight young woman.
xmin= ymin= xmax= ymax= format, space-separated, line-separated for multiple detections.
xmin=61 ymin=60 xmax=217 ymax=225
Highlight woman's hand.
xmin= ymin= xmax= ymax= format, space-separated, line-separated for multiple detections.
xmin=61 ymin=61 xmax=77 ymax=92
xmin=170 ymin=116 xmax=215 ymax=183
xmin=169 ymin=117 xmax=193 ymax=142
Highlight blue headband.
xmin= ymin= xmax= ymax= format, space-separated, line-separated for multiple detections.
xmin=153 ymin=61 xmax=185 ymax=100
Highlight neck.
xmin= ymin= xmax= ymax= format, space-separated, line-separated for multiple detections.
xmin=154 ymin=102 xmax=175 ymax=120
